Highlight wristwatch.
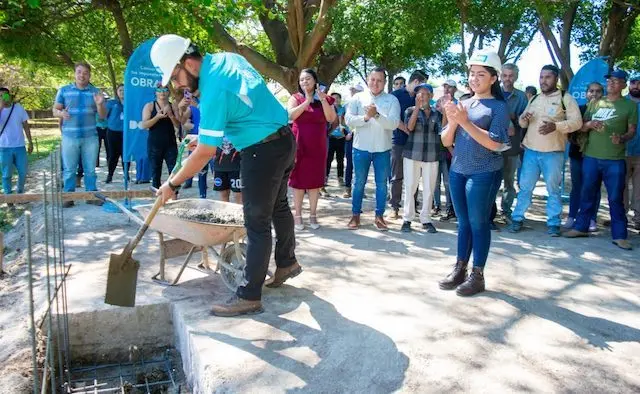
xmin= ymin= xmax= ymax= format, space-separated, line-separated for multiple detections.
xmin=168 ymin=179 xmax=181 ymax=192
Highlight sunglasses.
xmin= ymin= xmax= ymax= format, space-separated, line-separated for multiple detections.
xmin=155 ymin=88 xmax=169 ymax=93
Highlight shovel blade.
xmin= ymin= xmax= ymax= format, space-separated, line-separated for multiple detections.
xmin=105 ymin=253 xmax=139 ymax=307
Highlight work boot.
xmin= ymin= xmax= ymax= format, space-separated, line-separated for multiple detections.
xmin=62 ymin=201 xmax=75 ymax=208
xmin=612 ymin=239 xmax=633 ymax=250
xmin=563 ymin=229 xmax=588 ymax=238
xmin=456 ymin=267 xmax=485 ymax=297
xmin=439 ymin=260 xmax=468 ymax=290
xmin=507 ymin=220 xmax=523 ymax=233
xmin=374 ymin=215 xmax=388 ymax=231
xmin=401 ymin=221 xmax=412 ymax=232
xmin=343 ymin=188 xmax=352 ymax=198
xmin=347 ymin=215 xmax=360 ymax=230
xmin=210 ymin=294 xmax=263 ymax=317
xmin=265 ymin=261 xmax=303 ymax=288
xmin=105 ymin=175 xmax=113 ymax=184
xmin=423 ymin=222 xmax=437 ymax=233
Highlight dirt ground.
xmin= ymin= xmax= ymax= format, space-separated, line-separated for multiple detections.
xmin=1 ymin=142 xmax=639 ymax=393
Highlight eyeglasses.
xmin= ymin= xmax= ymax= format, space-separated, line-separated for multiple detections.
xmin=155 ymin=88 xmax=169 ymax=93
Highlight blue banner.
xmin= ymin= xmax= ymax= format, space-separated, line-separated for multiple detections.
xmin=568 ymin=57 xmax=609 ymax=106
xmin=123 ymin=38 xmax=162 ymax=165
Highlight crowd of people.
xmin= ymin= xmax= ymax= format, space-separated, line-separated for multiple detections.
xmin=2 ymin=41 xmax=639 ymax=306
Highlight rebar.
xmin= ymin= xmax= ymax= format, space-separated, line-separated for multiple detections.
xmin=42 ymin=172 xmax=56 ymax=393
xmin=50 ymin=154 xmax=65 ymax=390
xmin=26 ymin=211 xmax=39 ymax=394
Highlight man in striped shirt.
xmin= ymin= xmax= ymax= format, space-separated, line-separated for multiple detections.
xmin=53 ymin=62 xmax=107 ymax=207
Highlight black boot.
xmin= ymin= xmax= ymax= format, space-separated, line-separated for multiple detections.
xmin=439 ymin=260 xmax=468 ymax=290
xmin=456 ymin=267 xmax=485 ymax=297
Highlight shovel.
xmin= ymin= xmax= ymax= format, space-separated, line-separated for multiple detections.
xmin=104 ymin=138 xmax=191 ymax=306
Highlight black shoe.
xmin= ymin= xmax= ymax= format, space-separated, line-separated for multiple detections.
xmin=423 ymin=222 xmax=437 ymax=233
xmin=440 ymin=211 xmax=456 ymax=222
xmin=105 ymin=175 xmax=113 ymax=184
xmin=401 ymin=221 xmax=412 ymax=232
xmin=439 ymin=260 xmax=468 ymax=290
xmin=456 ymin=267 xmax=485 ymax=297
xmin=490 ymin=221 xmax=500 ymax=231
xmin=62 ymin=201 xmax=75 ymax=208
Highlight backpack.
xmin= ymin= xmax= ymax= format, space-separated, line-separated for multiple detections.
xmin=529 ymin=90 xmax=568 ymax=112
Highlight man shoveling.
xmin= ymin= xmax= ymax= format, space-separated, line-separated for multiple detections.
xmin=151 ymin=35 xmax=301 ymax=317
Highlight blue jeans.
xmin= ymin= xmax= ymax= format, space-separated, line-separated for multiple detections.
xmin=344 ymin=139 xmax=353 ymax=188
xmin=433 ymin=157 xmax=452 ymax=211
xmin=511 ymin=148 xmax=564 ymax=227
xmin=576 ymin=157 xmax=627 ymax=240
xmin=185 ymin=157 xmax=214 ymax=198
xmin=352 ymin=148 xmax=390 ymax=216
xmin=569 ymin=157 xmax=600 ymax=220
xmin=450 ymin=170 xmax=502 ymax=268
xmin=0 ymin=147 xmax=28 ymax=194
xmin=62 ymin=135 xmax=99 ymax=192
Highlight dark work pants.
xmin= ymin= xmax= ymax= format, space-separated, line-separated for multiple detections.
xmin=97 ymin=127 xmax=109 ymax=166
xmin=390 ymin=144 xmax=404 ymax=209
xmin=107 ymin=129 xmax=124 ymax=178
xmin=326 ymin=137 xmax=345 ymax=178
xmin=148 ymin=139 xmax=178 ymax=189
xmin=236 ymin=128 xmax=297 ymax=301
xmin=345 ymin=139 xmax=353 ymax=188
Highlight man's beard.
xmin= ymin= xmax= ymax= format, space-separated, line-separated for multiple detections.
xmin=185 ymin=71 xmax=199 ymax=93
xmin=630 ymin=88 xmax=640 ymax=98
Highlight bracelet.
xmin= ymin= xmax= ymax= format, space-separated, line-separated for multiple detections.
xmin=168 ymin=179 xmax=181 ymax=192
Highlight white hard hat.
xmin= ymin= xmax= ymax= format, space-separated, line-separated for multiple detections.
xmin=467 ymin=51 xmax=503 ymax=77
xmin=150 ymin=34 xmax=191 ymax=87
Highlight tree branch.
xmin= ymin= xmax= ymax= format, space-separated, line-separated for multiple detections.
xmin=297 ymin=0 xmax=337 ymax=68
xmin=317 ymin=48 xmax=356 ymax=86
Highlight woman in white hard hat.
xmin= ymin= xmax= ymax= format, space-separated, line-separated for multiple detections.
xmin=151 ymin=34 xmax=301 ymax=317
xmin=438 ymin=51 xmax=510 ymax=297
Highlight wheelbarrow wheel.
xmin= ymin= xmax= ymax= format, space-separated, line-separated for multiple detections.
xmin=219 ymin=243 xmax=247 ymax=293
xmin=218 ymin=242 xmax=274 ymax=293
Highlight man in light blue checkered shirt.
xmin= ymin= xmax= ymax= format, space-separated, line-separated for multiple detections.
xmin=53 ymin=62 xmax=107 ymax=204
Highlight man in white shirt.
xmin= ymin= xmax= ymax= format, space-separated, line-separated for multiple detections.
xmin=0 ymin=87 xmax=32 ymax=196
xmin=345 ymin=67 xmax=401 ymax=230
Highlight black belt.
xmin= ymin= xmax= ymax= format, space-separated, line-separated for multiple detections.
xmin=258 ymin=125 xmax=290 ymax=145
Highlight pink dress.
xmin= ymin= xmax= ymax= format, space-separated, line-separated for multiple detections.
xmin=288 ymin=93 xmax=335 ymax=189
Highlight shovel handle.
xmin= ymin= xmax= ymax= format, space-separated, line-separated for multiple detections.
xmin=121 ymin=195 xmax=164 ymax=258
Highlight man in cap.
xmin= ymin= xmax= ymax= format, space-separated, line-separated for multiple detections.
xmin=389 ymin=70 xmax=428 ymax=218
xmin=508 ymin=64 xmax=582 ymax=237
xmin=565 ymin=69 xmax=637 ymax=250
xmin=624 ymin=73 xmax=640 ymax=230
xmin=151 ymin=35 xmax=301 ymax=316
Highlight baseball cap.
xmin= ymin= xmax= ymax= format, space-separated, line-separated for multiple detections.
xmin=444 ymin=79 xmax=457 ymax=87
xmin=629 ymin=73 xmax=640 ymax=82
xmin=467 ymin=51 xmax=503 ymax=77
xmin=352 ymin=83 xmax=364 ymax=92
xmin=413 ymin=83 xmax=434 ymax=93
xmin=605 ymin=69 xmax=629 ymax=81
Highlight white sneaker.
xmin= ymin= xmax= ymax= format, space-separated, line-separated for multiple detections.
xmin=309 ymin=216 xmax=320 ymax=230
xmin=294 ymin=216 xmax=304 ymax=231
xmin=563 ymin=217 xmax=575 ymax=229
xmin=588 ymin=220 xmax=597 ymax=232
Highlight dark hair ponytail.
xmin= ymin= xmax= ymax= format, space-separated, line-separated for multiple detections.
xmin=483 ymin=66 xmax=505 ymax=101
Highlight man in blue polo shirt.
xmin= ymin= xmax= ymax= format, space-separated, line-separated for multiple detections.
xmin=389 ymin=70 xmax=428 ymax=218
xmin=151 ymin=35 xmax=300 ymax=317
xmin=53 ymin=62 xmax=107 ymax=207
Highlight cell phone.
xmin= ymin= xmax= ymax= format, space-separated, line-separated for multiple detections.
xmin=318 ymin=84 xmax=327 ymax=93
xmin=184 ymin=90 xmax=192 ymax=100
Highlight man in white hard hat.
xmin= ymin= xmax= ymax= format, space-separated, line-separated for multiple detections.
xmin=151 ymin=34 xmax=301 ymax=317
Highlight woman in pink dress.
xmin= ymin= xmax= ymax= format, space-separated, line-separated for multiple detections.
xmin=287 ymin=69 xmax=337 ymax=230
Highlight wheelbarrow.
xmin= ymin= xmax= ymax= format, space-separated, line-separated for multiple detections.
xmin=135 ymin=198 xmax=249 ymax=292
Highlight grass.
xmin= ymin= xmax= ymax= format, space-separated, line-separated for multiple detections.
xmin=29 ymin=134 xmax=61 ymax=164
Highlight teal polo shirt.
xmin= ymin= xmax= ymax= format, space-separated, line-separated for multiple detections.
xmin=198 ymin=53 xmax=288 ymax=150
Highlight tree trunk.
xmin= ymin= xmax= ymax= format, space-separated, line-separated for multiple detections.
xmin=96 ymin=0 xmax=133 ymax=59
xmin=599 ymin=2 xmax=640 ymax=66
xmin=536 ymin=1 xmax=577 ymax=86
xmin=105 ymin=49 xmax=117 ymax=96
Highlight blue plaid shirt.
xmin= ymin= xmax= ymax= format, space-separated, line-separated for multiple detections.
xmin=55 ymin=83 xmax=100 ymax=138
